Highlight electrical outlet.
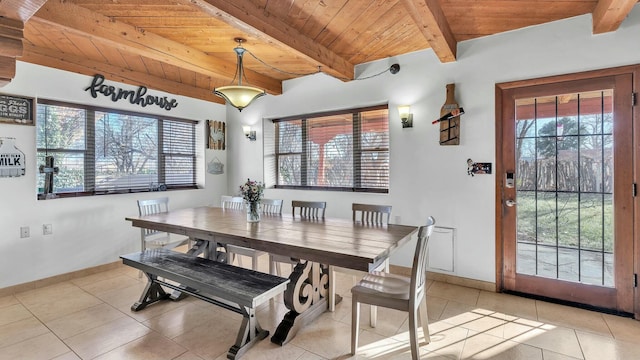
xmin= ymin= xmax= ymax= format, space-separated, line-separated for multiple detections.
xmin=20 ymin=226 xmax=30 ymax=238
xmin=43 ymin=224 xmax=53 ymax=235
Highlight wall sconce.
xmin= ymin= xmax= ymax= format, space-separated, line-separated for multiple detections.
xmin=243 ymin=126 xmax=256 ymax=141
xmin=398 ymin=105 xmax=413 ymax=128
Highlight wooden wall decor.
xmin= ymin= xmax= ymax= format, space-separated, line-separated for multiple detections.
xmin=439 ymin=83 xmax=463 ymax=145
xmin=207 ymin=120 xmax=226 ymax=150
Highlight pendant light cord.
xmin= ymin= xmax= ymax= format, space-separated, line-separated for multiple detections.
xmin=244 ymin=49 xmax=400 ymax=81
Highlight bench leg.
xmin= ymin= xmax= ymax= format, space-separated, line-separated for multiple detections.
xmin=131 ymin=273 xmax=170 ymax=311
xmin=227 ymin=307 xmax=269 ymax=360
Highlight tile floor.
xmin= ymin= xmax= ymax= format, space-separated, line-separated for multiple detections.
xmin=1 ymin=254 xmax=640 ymax=360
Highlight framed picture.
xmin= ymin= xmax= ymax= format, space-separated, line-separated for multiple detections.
xmin=207 ymin=120 xmax=226 ymax=150
xmin=0 ymin=94 xmax=35 ymax=126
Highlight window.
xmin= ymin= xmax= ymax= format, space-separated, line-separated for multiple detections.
xmin=271 ymin=105 xmax=389 ymax=192
xmin=36 ymin=100 xmax=197 ymax=198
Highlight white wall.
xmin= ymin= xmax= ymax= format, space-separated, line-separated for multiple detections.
xmin=2 ymin=7 xmax=638 ymax=289
xmin=227 ymin=7 xmax=640 ymax=283
xmin=0 ymin=63 xmax=227 ymax=288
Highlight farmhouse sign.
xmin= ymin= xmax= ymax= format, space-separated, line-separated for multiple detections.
xmin=84 ymin=74 xmax=179 ymax=111
xmin=0 ymin=138 xmax=25 ymax=177
xmin=0 ymin=94 xmax=34 ymax=125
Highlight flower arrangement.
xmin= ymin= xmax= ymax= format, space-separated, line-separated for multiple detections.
xmin=240 ymin=178 xmax=264 ymax=222
xmin=239 ymin=178 xmax=264 ymax=203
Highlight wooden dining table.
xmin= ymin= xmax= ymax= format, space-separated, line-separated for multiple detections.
xmin=126 ymin=206 xmax=418 ymax=345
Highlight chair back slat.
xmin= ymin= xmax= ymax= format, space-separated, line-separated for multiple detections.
xmin=292 ymin=200 xmax=326 ymax=219
xmin=261 ymin=198 xmax=283 ymax=215
xmin=137 ymin=197 xmax=170 ymax=237
xmin=221 ymin=195 xmax=244 ymax=210
xmin=352 ymin=203 xmax=392 ymax=225
xmin=411 ymin=216 xmax=436 ymax=303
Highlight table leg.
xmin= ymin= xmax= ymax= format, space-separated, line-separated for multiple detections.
xmin=270 ymin=260 xmax=329 ymax=345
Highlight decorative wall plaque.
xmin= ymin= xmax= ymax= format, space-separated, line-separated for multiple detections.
xmin=0 ymin=94 xmax=34 ymax=126
xmin=0 ymin=138 xmax=25 ymax=177
xmin=207 ymin=120 xmax=226 ymax=150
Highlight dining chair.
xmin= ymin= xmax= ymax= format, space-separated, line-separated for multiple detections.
xmin=226 ymin=197 xmax=284 ymax=271
xmin=329 ymin=203 xmax=392 ymax=326
xmin=269 ymin=200 xmax=327 ymax=276
xmin=291 ymin=200 xmax=326 ymax=219
xmin=351 ymin=216 xmax=435 ymax=360
xmin=221 ymin=195 xmax=244 ymax=210
xmin=137 ymin=197 xmax=190 ymax=252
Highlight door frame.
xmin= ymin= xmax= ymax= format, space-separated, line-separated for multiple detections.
xmin=495 ymin=64 xmax=639 ymax=319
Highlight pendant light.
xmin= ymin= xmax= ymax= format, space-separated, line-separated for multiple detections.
xmin=214 ymin=38 xmax=266 ymax=112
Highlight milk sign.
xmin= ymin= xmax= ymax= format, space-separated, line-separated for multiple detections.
xmin=0 ymin=138 xmax=25 ymax=177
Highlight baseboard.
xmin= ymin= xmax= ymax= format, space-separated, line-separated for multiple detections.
xmin=0 ymin=261 xmax=125 ymax=298
xmin=2 ymin=262 xmax=496 ymax=298
xmin=389 ymin=264 xmax=496 ymax=292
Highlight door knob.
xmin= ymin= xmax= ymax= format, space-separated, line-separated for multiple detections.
xmin=505 ymin=199 xmax=516 ymax=207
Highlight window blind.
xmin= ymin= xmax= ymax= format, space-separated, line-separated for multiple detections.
xmin=36 ymin=100 xmax=197 ymax=198
xmin=272 ymin=105 xmax=389 ymax=192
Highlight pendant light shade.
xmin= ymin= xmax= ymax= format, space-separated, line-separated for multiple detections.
xmin=214 ymin=38 xmax=266 ymax=112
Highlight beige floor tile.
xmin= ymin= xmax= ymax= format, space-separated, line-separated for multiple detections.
xmin=76 ymin=274 xmax=143 ymax=296
xmin=296 ymin=351 xmax=327 ymax=360
xmin=0 ymin=295 xmax=19 ymax=309
xmin=425 ymin=296 xmax=449 ymax=321
xmin=63 ymin=316 xmax=152 ymax=359
xmin=14 ymin=282 xmax=81 ymax=307
xmin=354 ymin=305 xmax=409 ymax=338
xmin=98 ymin=281 xmax=196 ymax=322
xmin=457 ymin=311 xmax=508 ymax=333
xmin=143 ymin=301 xmax=227 ymax=339
xmin=414 ymin=322 xmax=469 ymax=357
xmin=476 ymin=291 xmax=538 ymax=319
xmin=222 ymin=333 xmax=308 ymax=360
xmin=45 ymin=303 xmax=127 ymax=339
xmin=289 ymin=313 xmax=356 ymax=359
xmin=510 ymin=323 xmax=584 ymax=359
xmin=542 ymin=349 xmax=584 ymax=359
xmin=93 ymin=332 xmax=187 ymax=360
xmin=438 ymin=301 xmax=485 ymax=326
xmin=0 ymin=303 xmax=33 ymax=326
xmin=0 ymin=332 xmax=70 ymax=360
xmin=71 ymin=268 xmax=136 ymax=288
xmin=536 ymin=301 xmax=612 ymax=337
xmin=576 ymin=330 xmax=640 ymax=360
xmin=2 ymin=271 xmax=638 ymax=360
xmin=0 ymin=316 xmax=50 ymax=348
xmin=172 ymin=311 xmax=242 ymax=360
xmin=351 ymin=327 xmax=425 ymax=359
xmin=427 ymin=282 xmax=479 ymax=306
xmin=24 ymin=290 xmax=104 ymax=323
xmin=51 ymin=352 xmax=82 ymax=360
xmin=602 ymin=313 xmax=640 ymax=343
xmin=173 ymin=351 xmax=207 ymax=360
xmin=461 ymin=331 xmax=543 ymax=359
xmin=484 ymin=317 xmax=546 ymax=340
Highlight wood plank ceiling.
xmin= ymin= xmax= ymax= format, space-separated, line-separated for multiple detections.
xmin=0 ymin=0 xmax=637 ymax=104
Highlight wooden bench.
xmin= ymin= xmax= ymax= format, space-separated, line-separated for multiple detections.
xmin=120 ymin=248 xmax=290 ymax=360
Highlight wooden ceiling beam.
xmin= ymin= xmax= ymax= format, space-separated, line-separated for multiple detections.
xmin=592 ymin=0 xmax=637 ymax=34
xmin=400 ymin=0 xmax=457 ymax=62
xmin=0 ymin=0 xmax=48 ymax=22
xmin=186 ymin=0 xmax=355 ymax=80
xmin=0 ymin=0 xmax=47 ymax=87
xmin=32 ymin=0 xmax=282 ymax=95
xmin=21 ymin=43 xmax=224 ymax=105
